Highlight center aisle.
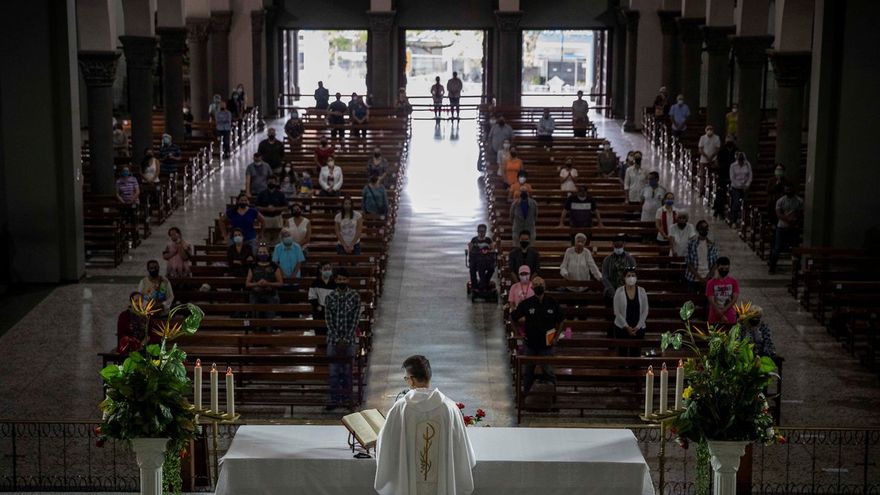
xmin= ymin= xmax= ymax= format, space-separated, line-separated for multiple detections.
xmin=364 ymin=118 xmax=515 ymax=425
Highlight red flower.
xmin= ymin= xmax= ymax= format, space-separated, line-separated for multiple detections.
xmin=179 ymin=448 xmax=188 ymax=459
xmin=669 ymin=426 xmax=677 ymax=435
xmin=463 ymin=415 xmax=474 ymax=425
xmin=476 ymin=409 xmax=486 ymax=418
xmin=677 ymin=438 xmax=689 ymax=449
xmin=95 ymin=438 xmax=105 ymax=448
xmin=778 ymin=436 xmax=787 ymax=445
xmin=456 ymin=402 xmax=465 ymax=410
xmin=94 ymin=426 xmax=102 ymax=436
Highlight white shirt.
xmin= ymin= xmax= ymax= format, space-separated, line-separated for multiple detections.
xmin=335 ymin=211 xmax=362 ymax=245
xmin=654 ymin=206 xmax=678 ymax=241
xmin=698 ymin=134 xmax=721 ymax=163
xmin=697 ymin=240 xmax=710 ymax=277
xmin=624 ymin=166 xmax=647 ymax=203
xmin=560 ymin=247 xmax=603 ymax=287
xmin=667 ymin=222 xmax=696 ymax=257
xmin=613 ymin=286 xmax=650 ymax=330
xmin=640 ymin=185 xmax=667 ymax=221
xmin=537 ymin=117 xmax=555 ymax=136
xmin=286 ymin=216 xmax=310 ymax=246
xmin=559 ymin=167 xmax=578 ymax=192
xmin=319 ymin=165 xmax=343 ymax=192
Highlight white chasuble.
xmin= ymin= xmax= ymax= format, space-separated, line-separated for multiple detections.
xmin=374 ymin=388 xmax=476 ymax=495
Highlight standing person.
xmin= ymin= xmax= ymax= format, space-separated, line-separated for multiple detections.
xmin=140 ymin=148 xmax=160 ymax=184
xmin=508 ymin=230 xmax=540 ymax=280
xmin=765 ymin=164 xmax=789 ymax=226
xmin=286 ymin=203 xmax=312 ymax=253
xmin=624 ymin=154 xmax=647 ymax=203
xmin=508 ymin=265 xmax=535 ymax=312
xmin=571 ymin=90 xmax=590 ymax=137
xmin=367 ymin=147 xmax=392 ymax=188
xmin=308 ymin=263 xmax=336 ymax=323
xmin=137 ymin=260 xmax=175 ymax=313
xmin=158 ymin=134 xmax=182 ymax=175
xmin=768 ymin=185 xmax=804 ymax=274
xmin=112 ymin=123 xmax=128 ymax=158
xmin=324 ymin=268 xmax=362 ymax=410
xmin=652 ymin=87 xmax=669 ymax=142
xmin=272 ymin=228 xmax=306 ymax=282
xmin=467 ymin=224 xmax=495 ymax=291
xmin=597 ymin=141 xmax=618 ymax=177
xmin=362 ymin=173 xmax=389 ymax=216
xmin=257 ymin=128 xmax=285 ymax=173
xmin=667 ymin=212 xmax=696 ymax=257
xmin=510 ymin=277 xmax=564 ymax=394
xmin=728 ymin=151 xmax=753 ymax=225
xmin=256 ymin=176 xmax=287 ymax=245
xmin=725 ymin=103 xmax=739 ymax=139
xmin=509 ymin=171 xmax=533 ymax=200
xmin=374 ymin=355 xmax=476 ymax=495
xmin=395 ymin=87 xmax=413 ymax=118
xmin=640 ymin=172 xmax=667 ymax=222
xmin=208 ymin=94 xmax=222 ymax=122
xmin=220 ymin=194 xmax=265 ymax=251
xmin=335 ymin=196 xmax=363 ymax=255
xmin=537 ymin=108 xmax=555 ymax=147
xmin=314 ymin=81 xmax=330 ymax=110
xmin=245 ymin=244 xmax=284 ymax=331
xmin=430 ymin=76 xmax=445 ymax=122
xmin=226 ymin=227 xmax=255 ymax=276
xmin=705 ymin=256 xmax=739 ymax=325
xmin=496 ymin=139 xmax=512 ymax=179
xmin=612 ymin=267 xmax=650 ymax=356
xmin=446 ymin=71 xmax=463 ymax=120
xmin=284 ymin=110 xmax=305 ymax=152
xmin=504 ymin=147 xmax=524 ymax=188
xmin=162 ymin=227 xmax=192 ymax=277
xmin=698 ymin=125 xmax=721 ymax=169
xmin=327 ymin=92 xmax=348 ymax=140
xmin=229 ymin=83 xmax=246 ymax=119
xmin=510 ymin=191 xmax=538 ymax=243
xmin=313 ymin=137 xmax=335 ymax=176
xmin=669 ymin=94 xmax=690 ymax=139
xmin=655 ymin=192 xmax=678 ymax=244
xmin=560 ymin=185 xmax=600 ymax=229
xmin=348 ymin=93 xmax=369 ymax=138
xmin=319 ymin=158 xmax=344 ymax=196
xmin=487 ymin=117 xmax=514 ymax=171
xmin=558 ymin=158 xmax=578 ymax=193
xmin=602 ymin=234 xmax=638 ymax=298
xmin=685 ymin=220 xmax=718 ymax=294
xmin=245 ymin=152 xmax=272 ymax=198
xmin=115 ymin=167 xmax=140 ymax=207
xmin=560 ymin=233 xmax=603 ymax=291
xmin=713 ymin=135 xmax=738 ymax=219
xmin=182 ymin=106 xmax=193 ymax=139
xmin=215 ymin=101 xmax=233 ymax=158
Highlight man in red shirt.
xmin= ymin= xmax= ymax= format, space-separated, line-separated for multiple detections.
xmin=705 ymin=256 xmax=739 ymax=325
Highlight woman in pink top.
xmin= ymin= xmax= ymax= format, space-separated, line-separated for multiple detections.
xmin=162 ymin=227 xmax=192 ymax=277
xmin=508 ymin=265 xmax=535 ymax=353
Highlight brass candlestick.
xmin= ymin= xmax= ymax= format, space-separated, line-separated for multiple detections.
xmin=190 ymin=406 xmax=240 ymax=486
xmin=639 ymin=408 xmax=684 ymax=495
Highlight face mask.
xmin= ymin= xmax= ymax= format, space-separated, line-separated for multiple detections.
xmin=577 ymin=194 xmax=587 ymax=200
xmin=749 ymin=318 xmax=760 ymax=326
xmin=520 ymin=241 xmax=530 ymax=249
xmin=649 ymin=179 xmax=659 ymax=187
xmin=162 ymin=137 xmax=171 ymax=145
xmin=268 ymin=183 xmax=278 ymax=190
xmin=520 ymin=192 xmax=528 ymax=201
xmin=664 ymin=200 xmax=674 ymax=206
xmin=786 ymin=191 xmax=795 ymax=197
xmin=292 ymin=209 xmax=302 ymax=217
xmin=257 ymin=254 xmax=270 ymax=262
xmin=121 ymin=170 xmax=131 ymax=177
xmin=614 ymin=247 xmax=624 ymax=255
xmin=677 ymin=222 xmax=687 ymax=228
xmin=148 ymin=268 xmax=159 ymax=277
xmin=677 ymin=99 xmax=684 ymax=104
xmin=337 ymin=282 xmax=349 ymax=290
xmin=285 ymin=166 xmax=292 ymax=172
xmin=520 ymin=275 xmax=530 ymax=283
xmin=706 ymin=131 xmax=714 ymax=136
xmin=718 ymin=269 xmax=729 ymax=277
xmin=698 ymin=228 xmax=709 ymax=237
xmin=625 ymin=276 xmax=637 ymax=286
xmin=518 ymin=177 xmax=526 ymax=184
xmin=775 ymin=171 xmax=784 ymax=178
xmin=233 ymin=235 xmax=243 ymax=245
xmin=282 ymin=237 xmax=293 ymax=246
xmin=322 ymin=270 xmax=333 ymax=279
xmin=634 ymin=157 xmax=642 ymax=165
xmin=238 ymin=203 xmax=248 ymax=209
xmin=503 ymin=143 xmax=510 ymax=149
xmin=374 ymin=153 xmax=380 ymax=158
xmin=533 ymin=286 xmax=545 ymax=296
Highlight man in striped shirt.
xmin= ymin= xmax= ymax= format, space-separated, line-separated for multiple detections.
xmin=115 ymin=167 xmax=139 ymax=205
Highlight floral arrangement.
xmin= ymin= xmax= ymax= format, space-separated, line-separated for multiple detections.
xmin=456 ymin=402 xmax=487 ymax=426
xmin=97 ymin=297 xmax=204 ymax=494
xmin=661 ymin=301 xmax=784 ymax=446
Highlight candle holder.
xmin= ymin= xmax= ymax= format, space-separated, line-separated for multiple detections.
xmin=640 ymin=408 xmax=684 ymax=495
xmin=190 ymin=405 xmax=240 ymax=486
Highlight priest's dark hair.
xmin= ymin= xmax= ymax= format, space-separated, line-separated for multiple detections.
xmin=402 ymin=355 xmax=432 ymax=383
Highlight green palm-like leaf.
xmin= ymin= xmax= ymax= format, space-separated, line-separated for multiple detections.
xmin=661 ymin=332 xmax=671 ymax=350
xmin=182 ymin=304 xmax=204 ymax=335
xmin=680 ymin=301 xmax=696 ymax=321
xmin=673 ymin=333 xmax=683 ymax=350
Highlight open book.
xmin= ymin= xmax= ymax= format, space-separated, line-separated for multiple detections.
xmin=342 ymin=409 xmax=386 ymax=451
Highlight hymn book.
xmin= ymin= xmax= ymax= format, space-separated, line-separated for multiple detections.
xmin=342 ymin=409 xmax=386 ymax=452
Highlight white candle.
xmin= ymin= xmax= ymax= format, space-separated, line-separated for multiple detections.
xmin=659 ymin=363 xmax=669 ymax=414
xmin=210 ymin=363 xmax=219 ymax=413
xmin=226 ymin=367 xmax=235 ymax=417
xmin=675 ymin=359 xmax=685 ymax=410
xmin=644 ymin=366 xmax=654 ymax=417
xmin=193 ymin=359 xmax=202 ymax=410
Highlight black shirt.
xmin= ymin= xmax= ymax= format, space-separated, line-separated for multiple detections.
xmin=469 ymin=236 xmax=493 ymax=260
xmin=257 ymin=138 xmax=285 ymax=170
xmin=565 ymin=194 xmax=597 ymax=228
xmin=510 ymin=295 xmax=565 ymax=350
xmin=256 ymin=189 xmax=287 ymax=217
xmin=328 ymin=100 xmax=348 ymax=124
xmin=508 ymin=247 xmax=540 ymax=276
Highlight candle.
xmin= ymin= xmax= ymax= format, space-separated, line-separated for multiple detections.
xmin=644 ymin=365 xmax=654 ymax=417
xmin=210 ymin=363 xmax=219 ymax=413
xmin=659 ymin=363 xmax=669 ymax=414
xmin=226 ymin=367 xmax=235 ymax=417
xmin=194 ymin=359 xmax=202 ymax=410
xmin=675 ymin=359 xmax=685 ymax=410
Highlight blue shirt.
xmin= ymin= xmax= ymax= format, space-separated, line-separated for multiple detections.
xmin=226 ymin=207 xmax=259 ymax=241
xmin=272 ymin=241 xmax=305 ymax=278
xmin=669 ymin=102 xmax=690 ymax=130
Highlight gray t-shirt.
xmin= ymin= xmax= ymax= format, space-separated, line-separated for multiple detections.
xmin=246 ymin=161 xmax=272 ymax=195
xmin=775 ymin=195 xmax=804 ymax=228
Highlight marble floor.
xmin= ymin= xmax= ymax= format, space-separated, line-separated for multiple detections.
xmin=0 ymin=113 xmax=878 ymax=433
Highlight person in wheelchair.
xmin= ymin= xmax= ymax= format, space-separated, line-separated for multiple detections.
xmin=467 ymin=224 xmax=496 ymax=292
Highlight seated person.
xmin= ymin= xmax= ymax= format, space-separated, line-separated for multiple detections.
xmin=667 ymin=212 xmax=696 ymax=257
xmin=284 ymin=110 xmax=305 ymax=149
xmin=140 ymin=148 xmax=160 ymax=183
xmin=509 ymin=170 xmax=533 ymax=200
xmin=362 ymin=173 xmax=389 ymax=216
xmin=137 ymin=260 xmax=174 ymax=313
xmin=286 ymin=203 xmax=312 ymax=253
xmin=308 ymin=263 xmax=336 ymax=325
xmin=272 ymin=228 xmax=306 ymax=282
xmin=116 ymin=291 xmax=148 ymax=355
xmin=738 ymin=304 xmax=776 ymax=357
xmin=559 ymin=158 xmax=578 ymax=193
xmin=313 ymin=138 xmax=335 ymax=175
xmin=226 ymin=227 xmax=255 ymax=277
xmin=559 ymin=233 xmax=602 ymax=291
xmin=508 ymin=230 xmax=540 ymax=280
xmin=467 ymin=224 xmax=495 ymax=291
xmin=245 ymin=244 xmax=284 ymax=330
xmin=597 ymin=141 xmax=618 ymax=177
xmin=367 ymin=147 xmax=392 ymax=188
xmin=612 ymin=267 xmax=649 ymax=357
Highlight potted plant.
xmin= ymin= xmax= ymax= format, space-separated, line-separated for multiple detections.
xmin=661 ymin=301 xmax=783 ymax=495
xmin=98 ymin=297 xmax=204 ymax=495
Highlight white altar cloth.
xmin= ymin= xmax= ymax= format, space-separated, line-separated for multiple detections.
xmin=215 ymin=425 xmax=654 ymax=495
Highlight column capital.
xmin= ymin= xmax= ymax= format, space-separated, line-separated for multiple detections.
xmin=186 ymin=18 xmax=211 ymax=43
xmin=623 ymin=9 xmax=640 ymax=32
xmin=210 ymin=10 xmax=233 ymax=34
xmin=768 ymin=50 xmax=811 ymax=88
xmin=119 ymin=36 xmax=156 ymax=70
xmin=157 ymin=27 xmax=188 ymax=55
xmin=494 ymin=10 xmax=522 ymax=32
xmin=251 ymin=10 xmax=266 ymax=35
xmin=730 ymin=35 xmax=774 ymax=67
xmin=78 ymin=50 xmax=120 ymax=87
xmin=677 ymin=17 xmax=705 ymax=43
xmin=366 ymin=10 xmax=396 ymax=33
xmin=658 ymin=10 xmax=681 ymax=35
xmin=701 ymin=25 xmax=735 ymax=54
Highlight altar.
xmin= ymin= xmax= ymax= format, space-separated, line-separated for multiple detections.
xmin=214 ymin=425 xmax=655 ymax=495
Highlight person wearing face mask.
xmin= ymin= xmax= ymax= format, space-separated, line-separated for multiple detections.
xmin=598 ymin=142 xmax=618 ymax=177
xmin=640 ymin=171 xmax=667 ymax=222
xmin=349 ymin=93 xmax=370 ymax=138
xmin=256 ymin=175 xmax=287 ymax=244
xmin=395 ymin=87 xmax=413 ymax=118
xmin=667 ymin=211 xmax=696 ymax=257
xmin=284 ymin=109 xmax=305 ymax=151
xmin=362 ymin=173 xmax=389 ymax=216
xmin=496 ymin=139 xmax=512 ymax=178
xmin=510 ymin=191 xmax=538 ymax=243
xmin=510 ymin=276 xmax=564 ymax=394
xmin=112 ymin=123 xmax=128 ymax=157
xmin=655 ymin=192 xmax=678 ymax=243
xmin=537 ymin=108 xmax=555 ymax=147
xmin=623 ymin=153 xmax=647 ymax=203
xmin=245 ymin=152 xmax=272 ymax=197
xmin=652 ymin=87 xmax=670 ymax=143
xmin=468 ymin=224 xmax=496 ymax=292
xmin=728 ymin=151 xmax=753 ymax=226
xmin=314 ymin=138 xmax=335 ymax=175
xmin=286 ymin=203 xmax=312 ymax=253
xmin=488 ymin=116 xmax=514 ymax=169
xmin=508 ymin=265 xmax=535 ymax=315
xmin=571 ymin=90 xmax=590 ymax=137
xmin=713 ymin=135 xmax=738 ymax=219
xmin=613 ymin=268 xmax=650 ymax=357
xmin=245 ymin=244 xmax=284 ymax=331
xmin=308 ymin=263 xmax=337 ymax=325
xmin=508 ymin=231 xmax=540 ymax=281
xmin=214 ymin=101 xmax=233 ymax=157
xmin=737 ymin=305 xmax=776 ymax=357
xmin=559 ymin=158 xmax=578 ymax=193
xmin=280 ymin=170 xmax=297 ymax=201
xmin=765 ymin=164 xmax=789 ymax=225
xmin=725 ymin=103 xmax=739 ymax=139
xmin=162 ymin=227 xmax=192 ymax=277
xmin=686 ymin=220 xmax=718 ymax=294
xmin=115 ymin=166 xmax=140 ymax=206
xmin=221 ymin=194 xmax=265 ymax=252
xmin=319 ymin=158 xmax=344 ymax=196
xmin=509 ymin=170 xmax=533 ymax=200
xmin=698 ymin=125 xmax=721 ymax=167
xmin=768 ymin=185 xmax=804 ymax=274
xmin=182 ymin=106 xmax=193 ymax=138
xmin=137 ymin=260 xmax=174 ymax=313
xmin=669 ymin=94 xmax=690 ymax=139
xmin=560 ymin=233 xmax=603 ymax=291
xmin=226 ymin=227 xmax=255 ymax=276
xmin=140 ymin=147 xmax=160 ymax=184
xmin=208 ymin=94 xmax=223 ymax=122
xmin=272 ymin=228 xmax=306 ymax=282
xmin=258 ymin=128 xmax=285 ymax=172
xmin=602 ymin=234 xmax=637 ymax=298
xmin=705 ymin=257 xmax=739 ymax=325
xmin=158 ymin=133 xmax=182 ymax=175
xmin=560 ymin=185 xmax=600 ymax=229
xmin=324 ymin=268 xmax=362 ymax=409
xmin=367 ymin=147 xmax=391 ymax=188
xmin=335 ymin=196 xmax=363 ymax=255
xmin=504 ymin=147 xmax=524 ymax=187
xmin=328 ymin=92 xmax=348 ymax=139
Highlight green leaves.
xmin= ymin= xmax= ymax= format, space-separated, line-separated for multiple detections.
xmin=182 ymin=304 xmax=204 ymax=336
xmin=680 ymin=301 xmax=696 ymax=321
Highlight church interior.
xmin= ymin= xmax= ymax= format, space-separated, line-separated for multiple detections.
xmin=1 ymin=0 xmax=879 ymax=493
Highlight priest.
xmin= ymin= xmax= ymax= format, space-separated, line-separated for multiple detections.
xmin=374 ymin=355 xmax=476 ymax=495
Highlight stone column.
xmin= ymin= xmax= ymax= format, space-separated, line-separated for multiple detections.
xmin=157 ymin=27 xmax=187 ymax=142
xmin=730 ymin=35 xmax=773 ymax=162
xmin=494 ymin=10 xmax=522 ymax=106
xmin=702 ymin=26 xmax=735 ymax=135
xmin=251 ymin=10 xmax=266 ymax=115
xmin=264 ymin=5 xmax=279 ymax=116
xmin=677 ymin=17 xmax=704 ymax=111
xmin=623 ymin=9 xmax=641 ymax=132
xmin=78 ymin=51 xmax=119 ymax=195
xmin=657 ymin=10 xmax=681 ymax=96
xmin=119 ymin=36 xmax=156 ymax=164
xmin=611 ymin=23 xmax=627 ymax=118
xmin=367 ymin=11 xmax=396 ymax=107
xmin=186 ymin=19 xmax=210 ymax=121
xmin=769 ymin=51 xmax=811 ymax=183
xmin=208 ymin=10 xmax=232 ymax=99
